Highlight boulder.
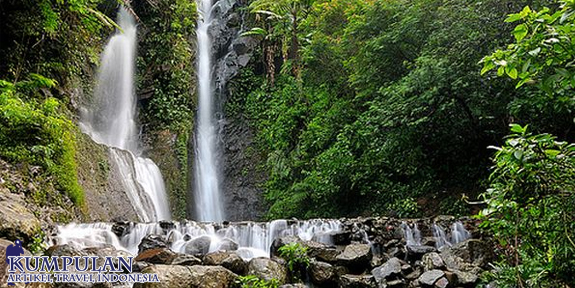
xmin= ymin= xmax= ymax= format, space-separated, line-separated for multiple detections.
xmin=271 ymin=236 xmax=336 ymax=263
xmin=310 ymin=260 xmax=335 ymax=285
xmin=332 ymin=231 xmax=351 ymax=245
xmin=418 ymin=269 xmax=445 ymax=287
xmin=441 ymin=239 xmax=492 ymax=269
xmin=338 ymin=274 xmax=376 ymax=288
xmin=0 ymin=190 xmax=41 ymax=242
xmin=279 ymin=284 xmax=307 ymax=288
xmin=372 ymin=257 xmax=402 ymax=284
xmin=134 ymin=265 xmax=237 ymax=288
xmin=452 ymin=269 xmax=478 ymax=286
xmin=184 ymin=236 xmax=212 ymax=256
xmin=204 ymin=251 xmax=247 ymax=275
xmin=422 ymin=252 xmax=445 ymax=271
xmin=170 ymin=254 xmax=202 ymax=266
xmin=247 ymin=257 xmax=288 ymax=284
xmin=138 ymin=234 xmax=168 ymax=254
xmin=336 ymin=244 xmax=372 ymax=270
xmin=406 ymin=245 xmax=436 ymax=260
xmin=135 ymin=248 xmax=177 ymax=264
xmin=217 ymin=238 xmax=239 ymax=251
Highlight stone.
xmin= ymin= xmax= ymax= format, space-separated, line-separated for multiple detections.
xmin=134 ymin=265 xmax=237 ymax=288
xmin=271 ymin=236 xmax=337 ymax=263
xmin=217 ymin=238 xmax=239 ymax=251
xmin=138 ymin=234 xmax=168 ymax=254
xmin=372 ymin=257 xmax=402 ymax=283
xmin=135 ymin=248 xmax=177 ymax=264
xmin=184 ymin=236 xmax=212 ymax=256
xmin=443 ymin=239 xmax=493 ymax=268
xmin=0 ymin=190 xmax=41 ymax=242
xmin=452 ymin=269 xmax=478 ymax=286
xmin=434 ymin=277 xmax=449 ymax=288
xmin=422 ymin=252 xmax=445 ymax=271
xmin=407 ymin=245 xmax=436 ymax=256
xmin=170 ymin=254 xmax=202 ymax=266
xmin=332 ymin=231 xmax=352 ymax=245
xmin=310 ymin=260 xmax=335 ymax=285
xmin=338 ymin=274 xmax=376 ymax=288
xmin=418 ymin=269 xmax=445 ymax=286
xmin=203 ymin=251 xmax=247 ymax=275
xmin=279 ymin=284 xmax=307 ymax=288
xmin=336 ymin=244 xmax=372 ymax=270
xmin=387 ymin=279 xmax=406 ymax=287
xmin=247 ymin=257 xmax=288 ymax=284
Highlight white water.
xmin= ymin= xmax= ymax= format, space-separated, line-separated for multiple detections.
xmin=80 ymin=8 xmax=171 ymax=221
xmin=51 ymin=219 xmax=341 ymax=260
xmin=401 ymin=222 xmax=422 ymax=246
xmin=193 ymin=0 xmax=225 ymax=222
xmin=431 ymin=221 xmax=471 ymax=249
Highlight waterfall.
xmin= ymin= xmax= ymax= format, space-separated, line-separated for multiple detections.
xmin=51 ymin=219 xmax=341 ymax=260
xmin=193 ymin=0 xmax=225 ymax=222
xmin=79 ymin=7 xmax=171 ymax=222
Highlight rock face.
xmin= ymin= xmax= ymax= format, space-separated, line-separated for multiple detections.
xmin=247 ymin=257 xmax=288 ymax=285
xmin=0 ymin=188 xmax=41 ymax=242
xmin=372 ymin=257 xmax=402 ymax=283
xmin=310 ymin=260 xmax=336 ymax=285
xmin=134 ymin=265 xmax=237 ymax=288
xmin=418 ymin=269 xmax=445 ymax=286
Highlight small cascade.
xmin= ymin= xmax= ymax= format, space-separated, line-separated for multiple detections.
xmin=451 ymin=221 xmax=471 ymax=244
xmin=432 ymin=223 xmax=451 ymax=249
xmin=79 ymin=7 xmax=170 ymax=221
xmin=432 ymin=221 xmax=471 ymax=249
xmin=51 ymin=219 xmax=341 ymax=260
xmin=401 ymin=222 xmax=421 ymax=246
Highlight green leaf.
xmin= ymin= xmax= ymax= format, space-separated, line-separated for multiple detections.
xmin=513 ymin=24 xmax=529 ymax=42
xmin=505 ymin=13 xmax=523 ymax=23
xmin=510 ymin=124 xmax=526 ymax=133
xmin=481 ymin=61 xmax=495 ymax=75
xmin=497 ymin=66 xmax=505 ymax=76
xmin=507 ymin=67 xmax=518 ymax=79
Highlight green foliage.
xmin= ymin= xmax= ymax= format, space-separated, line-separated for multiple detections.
xmin=236 ymin=275 xmax=279 ymax=288
xmin=278 ymin=242 xmax=310 ymax=281
xmin=477 ymin=124 xmax=575 ymax=287
xmin=242 ymin=0 xmax=542 ymax=219
xmin=136 ymin=0 xmax=196 ymax=130
xmin=481 ymin=0 xmax=575 ymax=137
xmin=0 ymin=75 xmax=83 ymax=205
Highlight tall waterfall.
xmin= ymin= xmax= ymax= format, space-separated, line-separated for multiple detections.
xmin=80 ymin=8 xmax=171 ymax=222
xmin=193 ymin=0 xmax=225 ymax=222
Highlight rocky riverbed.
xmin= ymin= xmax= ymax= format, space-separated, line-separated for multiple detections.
xmin=0 ymin=216 xmax=494 ymax=287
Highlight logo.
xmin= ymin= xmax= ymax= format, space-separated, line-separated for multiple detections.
xmin=5 ymin=239 xmax=24 ymax=286
xmin=4 ymin=239 xmax=159 ymax=285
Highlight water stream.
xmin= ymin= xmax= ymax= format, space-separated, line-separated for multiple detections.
xmin=79 ymin=8 xmax=171 ymax=222
xmin=193 ymin=0 xmax=225 ymax=222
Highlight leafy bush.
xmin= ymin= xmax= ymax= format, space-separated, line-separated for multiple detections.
xmin=0 ymin=75 xmax=83 ymax=205
xmin=278 ymin=242 xmax=310 ymax=282
xmin=236 ymin=275 xmax=279 ymax=288
xmin=478 ymin=124 xmax=575 ymax=287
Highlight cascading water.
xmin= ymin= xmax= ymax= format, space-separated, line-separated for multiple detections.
xmin=79 ymin=7 xmax=170 ymax=222
xmin=193 ymin=0 xmax=225 ymax=222
xmin=51 ymin=219 xmax=341 ymax=260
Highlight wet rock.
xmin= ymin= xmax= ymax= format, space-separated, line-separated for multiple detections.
xmin=310 ymin=260 xmax=336 ymax=285
xmin=372 ymin=257 xmax=402 ymax=283
xmin=204 ymin=251 xmax=247 ymax=275
xmin=169 ymin=254 xmax=202 ymax=266
xmin=135 ymin=248 xmax=177 ymax=264
xmin=138 ymin=234 xmax=168 ymax=254
xmin=418 ymin=269 xmax=445 ymax=286
xmin=442 ymin=239 xmax=492 ymax=268
xmin=336 ymin=244 xmax=372 ymax=270
xmin=422 ymin=252 xmax=445 ymax=271
xmin=184 ymin=235 xmax=211 ymax=256
xmin=387 ymin=279 xmax=406 ymax=287
xmin=247 ymin=257 xmax=288 ymax=284
xmin=332 ymin=231 xmax=351 ymax=245
xmin=338 ymin=274 xmax=376 ymax=288
xmin=271 ymin=235 xmax=337 ymax=262
xmin=134 ymin=264 xmax=237 ymax=288
xmin=407 ymin=245 xmax=436 ymax=257
xmin=111 ymin=222 xmax=130 ymax=238
xmin=279 ymin=284 xmax=307 ymax=288
xmin=217 ymin=238 xmax=239 ymax=251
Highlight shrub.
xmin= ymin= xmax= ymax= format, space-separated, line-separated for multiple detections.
xmin=236 ymin=275 xmax=279 ymax=288
xmin=278 ymin=242 xmax=310 ymax=282
xmin=478 ymin=124 xmax=575 ymax=287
